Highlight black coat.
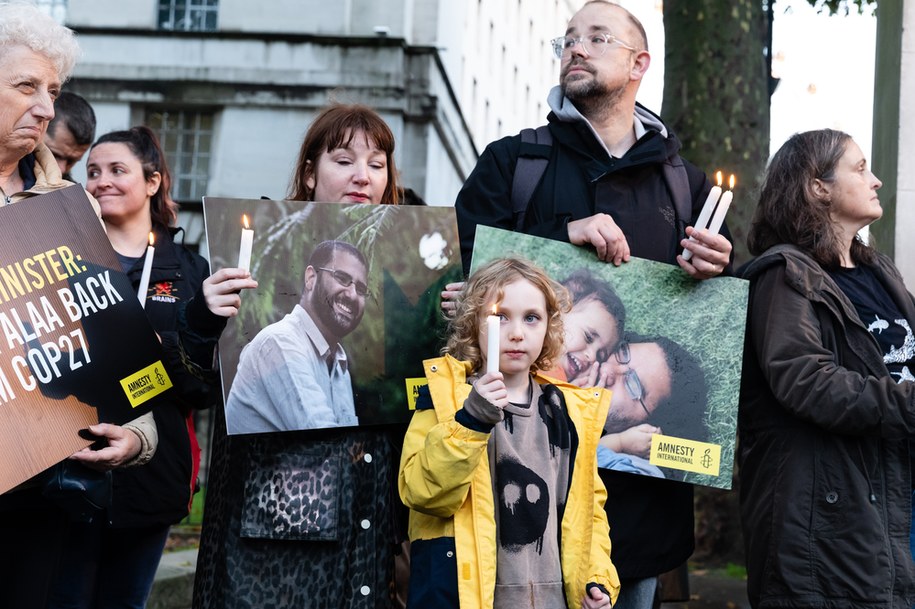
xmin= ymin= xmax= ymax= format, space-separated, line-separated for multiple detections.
xmin=455 ymin=104 xmax=717 ymax=274
xmin=455 ymin=105 xmax=719 ymax=578
xmin=739 ymin=245 xmax=915 ymax=608
xmin=109 ymin=226 xmax=226 ymax=527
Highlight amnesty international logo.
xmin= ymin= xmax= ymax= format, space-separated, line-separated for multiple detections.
xmin=120 ymin=361 xmax=173 ymax=408
xmin=649 ymin=434 xmax=722 ymax=477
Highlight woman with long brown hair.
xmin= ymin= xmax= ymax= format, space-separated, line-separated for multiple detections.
xmin=739 ymin=129 xmax=915 ymax=608
xmin=196 ymin=103 xmax=407 ymax=609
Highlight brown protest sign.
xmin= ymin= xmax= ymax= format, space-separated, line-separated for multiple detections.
xmin=0 ymin=186 xmax=171 ymax=493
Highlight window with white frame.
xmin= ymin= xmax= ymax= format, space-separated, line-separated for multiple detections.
xmin=145 ymin=109 xmax=214 ymax=202
xmin=158 ymin=0 xmax=218 ymax=32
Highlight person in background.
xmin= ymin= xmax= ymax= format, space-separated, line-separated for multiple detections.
xmin=45 ymin=90 xmax=96 ymax=181
xmin=739 ymin=128 xmax=915 ymax=608
xmin=0 ymin=5 xmax=156 ymax=609
xmin=47 ymin=126 xmax=256 ymax=609
xmin=399 ymin=257 xmax=619 ymax=609
xmin=195 ymin=103 xmax=406 ymax=609
xmin=452 ymin=3 xmax=732 ymax=604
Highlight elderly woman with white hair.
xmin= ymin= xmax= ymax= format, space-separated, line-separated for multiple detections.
xmin=0 ymin=4 xmax=158 ymax=608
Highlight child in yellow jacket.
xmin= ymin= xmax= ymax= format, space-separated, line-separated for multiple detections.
xmin=399 ymin=257 xmax=620 ymax=609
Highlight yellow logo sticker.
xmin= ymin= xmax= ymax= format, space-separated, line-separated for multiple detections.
xmin=405 ymin=378 xmax=428 ymax=410
xmin=649 ymin=433 xmax=721 ymax=477
xmin=120 ymin=361 xmax=172 ymax=408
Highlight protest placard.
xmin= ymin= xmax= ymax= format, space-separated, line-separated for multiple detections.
xmin=0 ymin=186 xmax=172 ymax=493
xmin=203 ymin=198 xmax=461 ymax=434
xmin=471 ymin=226 xmax=749 ymax=490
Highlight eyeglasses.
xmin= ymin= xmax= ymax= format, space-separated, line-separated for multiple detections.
xmin=614 ymin=342 xmax=651 ymax=418
xmin=550 ymin=32 xmax=636 ymax=60
xmin=317 ymin=267 xmax=369 ymax=296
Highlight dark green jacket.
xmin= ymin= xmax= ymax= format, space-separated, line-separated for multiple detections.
xmin=739 ymin=245 xmax=915 ymax=608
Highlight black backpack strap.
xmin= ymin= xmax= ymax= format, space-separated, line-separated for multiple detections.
xmin=661 ymin=155 xmax=693 ymax=240
xmin=511 ymin=125 xmax=552 ymax=231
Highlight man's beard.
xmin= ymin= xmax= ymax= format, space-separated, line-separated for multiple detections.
xmin=311 ymin=284 xmax=363 ymax=340
xmin=603 ymin=409 xmax=646 ymax=435
xmin=560 ymin=62 xmax=626 ymax=121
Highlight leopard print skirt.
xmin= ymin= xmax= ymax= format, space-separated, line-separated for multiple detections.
xmin=194 ymin=408 xmax=405 ymax=609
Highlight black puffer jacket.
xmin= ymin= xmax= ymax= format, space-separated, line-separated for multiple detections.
xmin=739 ymin=245 xmax=915 ymax=608
xmin=455 ymin=90 xmax=716 ymax=275
xmin=109 ymin=226 xmax=226 ymax=527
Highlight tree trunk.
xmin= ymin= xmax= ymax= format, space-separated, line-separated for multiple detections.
xmin=661 ymin=0 xmax=771 ymax=565
xmin=661 ymin=0 xmax=771 ymax=268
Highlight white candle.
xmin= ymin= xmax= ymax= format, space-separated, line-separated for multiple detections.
xmin=706 ymin=188 xmax=734 ymax=236
xmin=682 ymin=171 xmax=723 ymax=261
xmin=137 ymin=232 xmax=155 ymax=308
xmin=237 ymin=214 xmax=254 ymax=272
xmin=486 ymin=306 xmax=500 ymax=374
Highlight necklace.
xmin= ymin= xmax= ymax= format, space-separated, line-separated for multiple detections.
xmin=0 ymin=173 xmax=20 ymax=205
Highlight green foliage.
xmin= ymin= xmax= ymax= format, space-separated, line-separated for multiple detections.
xmin=804 ymin=0 xmax=876 ymax=16
xmin=725 ymin=562 xmax=749 ymax=579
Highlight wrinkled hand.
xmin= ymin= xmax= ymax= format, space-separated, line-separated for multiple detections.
xmin=69 ymin=423 xmax=141 ymax=471
xmin=473 ymin=371 xmax=508 ymax=410
xmin=203 ymin=268 xmax=259 ymax=317
xmin=567 ymin=214 xmax=631 ymax=266
xmin=581 ymin=586 xmax=611 ymax=609
xmin=616 ymin=423 xmax=661 ymax=458
xmin=440 ymin=282 xmax=465 ymax=317
xmin=677 ymin=227 xmax=731 ymax=279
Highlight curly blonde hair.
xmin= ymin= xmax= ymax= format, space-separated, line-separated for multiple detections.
xmin=444 ymin=258 xmax=570 ymax=374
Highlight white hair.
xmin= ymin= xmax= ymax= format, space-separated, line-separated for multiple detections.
xmin=0 ymin=1 xmax=80 ymax=80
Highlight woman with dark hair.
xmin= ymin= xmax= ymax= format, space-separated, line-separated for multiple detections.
xmin=739 ymin=129 xmax=915 ymax=608
xmin=195 ymin=103 xmax=406 ymax=609
xmin=46 ymin=126 xmax=256 ymax=608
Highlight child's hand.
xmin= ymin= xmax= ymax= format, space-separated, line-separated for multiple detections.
xmin=569 ymin=361 xmax=600 ymax=388
xmin=617 ymin=423 xmax=661 ymax=458
xmin=581 ymin=585 xmax=611 ymax=609
xmin=474 ymin=372 xmax=508 ymax=410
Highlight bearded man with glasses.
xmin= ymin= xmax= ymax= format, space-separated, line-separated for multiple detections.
xmin=596 ymin=338 xmax=709 ymax=467
xmin=453 ymin=2 xmax=732 ymax=607
xmin=225 ymin=240 xmax=368 ymax=433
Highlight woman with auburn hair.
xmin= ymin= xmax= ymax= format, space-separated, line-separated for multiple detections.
xmin=288 ymin=103 xmax=400 ymax=205
xmin=196 ymin=103 xmax=407 ymax=609
xmin=739 ymin=129 xmax=915 ymax=608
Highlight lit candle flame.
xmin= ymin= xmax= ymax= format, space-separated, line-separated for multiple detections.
xmin=729 ymin=174 xmax=736 ymax=190
xmin=491 ymin=304 xmax=498 ymax=315
xmin=716 ymin=170 xmax=723 ymax=187
xmin=148 ymin=232 xmax=155 ymax=246
xmin=242 ymin=214 xmax=250 ymax=230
